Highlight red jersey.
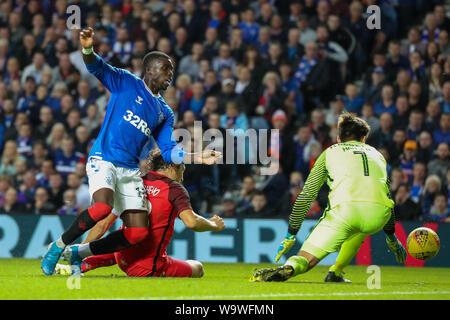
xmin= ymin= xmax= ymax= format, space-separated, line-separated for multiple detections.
xmin=115 ymin=171 xmax=192 ymax=276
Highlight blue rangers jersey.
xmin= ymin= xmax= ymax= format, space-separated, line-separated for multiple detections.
xmin=85 ymin=54 xmax=184 ymax=169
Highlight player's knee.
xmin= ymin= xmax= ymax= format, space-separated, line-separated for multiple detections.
xmin=124 ymin=227 xmax=149 ymax=245
xmin=189 ymin=261 xmax=204 ymax=278
xmin=88 ymin=202 xmax=112 ymax=222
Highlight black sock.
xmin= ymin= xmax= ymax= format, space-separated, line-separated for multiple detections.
xmin=89 ymin=229 xmax=132 ymax=255
xmin=61 ymin=209 xmax=96 ymax=245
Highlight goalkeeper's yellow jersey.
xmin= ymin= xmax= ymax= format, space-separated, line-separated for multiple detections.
xmin=288 ymin=141 xmax=394 ymax=235
xmin=325 ymin=141 xmax=393 ymax=209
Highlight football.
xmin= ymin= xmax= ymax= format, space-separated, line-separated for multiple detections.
xmin=406 ymin=227 xmax=440 ymax=261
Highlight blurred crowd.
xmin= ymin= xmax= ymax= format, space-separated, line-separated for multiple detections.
xmin=0 ymin=0 xmax=448 ymax=223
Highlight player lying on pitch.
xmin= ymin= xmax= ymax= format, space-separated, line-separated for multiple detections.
xmin=250 ymin=113 xmax=407 ymax=283
xmin=42 ymin=27 xmax=221 ymax=276
xmin=57 ymin=149 xmax=225 ymax=277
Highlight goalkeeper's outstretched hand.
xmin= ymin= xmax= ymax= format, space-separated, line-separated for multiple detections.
xmin=386 ymin=234 xmax=407 ymax=263
xmin=275 ymin=233 xmax=296 ymax=263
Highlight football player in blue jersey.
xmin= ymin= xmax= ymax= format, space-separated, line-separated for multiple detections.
xmin=42 ymin=27 xmax=221 ymax=275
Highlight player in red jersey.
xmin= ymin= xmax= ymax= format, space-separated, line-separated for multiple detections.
xmin=58 ymin=149 xmax=225 ymax=277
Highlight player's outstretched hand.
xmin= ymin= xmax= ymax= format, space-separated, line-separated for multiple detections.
xmin=209 ymin=215 xmax=225 ymax=231
xmin=196 ymin=150 xmax=222 ymax=165
xmin=275 ymin=233 xmax=296 ymax=263
xmin=386 ymin=234 xmax=407 ymax=264
xmin=80 ymin=27 xmax=95 ymax=49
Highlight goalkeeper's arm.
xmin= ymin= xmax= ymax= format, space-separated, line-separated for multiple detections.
xmin=275 ymin=152 xmax=327 ymax=262
xmin=288 ymin=151 xmax=327 ymax=236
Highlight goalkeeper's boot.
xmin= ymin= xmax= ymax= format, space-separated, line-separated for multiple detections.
xmin=55 ymin=263 xmax=72 ymax=276
xmin=62 ymin=245 xmax=83 ymax=275
xmin=324 ymin=271 xmax=351 ymax=283
xmin=250 ymin=265 xmax=294 ymax=282
xmin=41 ymin=242 xmax=64 ymax=275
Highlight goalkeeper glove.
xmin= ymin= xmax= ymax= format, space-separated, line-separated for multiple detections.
xmin=275 ymin=232 xmax=296 ymax=263
xmin=386 ymin=234 xmax=407 ymax=263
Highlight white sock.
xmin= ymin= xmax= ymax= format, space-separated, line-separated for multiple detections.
xmin=77 ymin=243 xmax=93 ymax=258
xmin=55 ymin=237 xmax=66 ymax=249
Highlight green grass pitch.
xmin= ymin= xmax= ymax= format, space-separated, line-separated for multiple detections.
xmin=1 ymin=258 xmax=449 ymax=300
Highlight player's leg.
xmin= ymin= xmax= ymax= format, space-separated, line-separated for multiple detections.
xmin=55 ymin=253 xmax=118 ymax=276
xmin=41 ymin=159 xmax=116 ymax=275
xmin=252 ymin=207 xmax=353 ymax=282
xmin=326 ymin=203 xmax=391 ymax=282
xmin=64 ymin=172 xmax=150 ymax=274
xmin=81 ymin=253 xmax=117 ymax=273
xmin=186 ymin=260 xmax=204 ymax=278
xmin=152 ymin=257 xmax=201 ymax=278
xmin=326 ymin=233 xmax=367 ymax=282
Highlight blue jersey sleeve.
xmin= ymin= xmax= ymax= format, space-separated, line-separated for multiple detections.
xmin=153 ymin=107 xmax=186 ymax=164
xmin=85 ymin=54 xmax=137 ymax=93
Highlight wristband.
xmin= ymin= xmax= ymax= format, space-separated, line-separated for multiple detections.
xmin=82 ymin=46 xmax=94 ymax=55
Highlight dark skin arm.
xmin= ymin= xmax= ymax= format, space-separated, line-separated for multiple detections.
xmin=80 ymin=27 xmax=96 ymax=65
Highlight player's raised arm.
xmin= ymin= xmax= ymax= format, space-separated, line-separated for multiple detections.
xmin=80 ymin=27 xmax=96 ymax=64
xmin=275 ymin=150 xmax=327 ymax=262
xmin=79 ymin=27 xmax=132 ymax=93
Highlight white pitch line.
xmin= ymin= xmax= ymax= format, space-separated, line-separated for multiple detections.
xmin=94 ymin=291 xmax=450 ymax=300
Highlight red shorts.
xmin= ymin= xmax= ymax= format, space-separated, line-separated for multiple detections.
xmin=118 ymin=255 xmax=193 ymax=278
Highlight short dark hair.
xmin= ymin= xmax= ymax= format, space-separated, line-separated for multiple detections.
xmin=337 ymin=113 xmax=370 ymax=142
xmin=142 ymin=51 xmax=171 ymax=69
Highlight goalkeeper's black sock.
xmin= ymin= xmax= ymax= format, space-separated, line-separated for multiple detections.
xmin=61 ymin=209 xmax=97 ymax=246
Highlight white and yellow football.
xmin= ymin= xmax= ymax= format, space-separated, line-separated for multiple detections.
xmin=406 ymin=227 xmax=440 ymax=261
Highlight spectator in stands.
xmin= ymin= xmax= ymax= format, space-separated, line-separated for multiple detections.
xmin=393 ymin=95 xmax=410 ymax=130
xmin=428 ymin=142 xmax=450 ymax=182
xmin=325 ymin=95 xmax=345 ymax=127
xmin=400 ymin=27 xmax=426 ymax=57
xmin=0 ymin=140 xmax=25 ymax=177
xmin=394 ymin=184 xmax=421 ymax=221
xmin=54 ymin=136 xmax=83 ymax=180
xmin=407 ymin=110 xmax=425 ymax=140
xmin=48 ymin=172 xmax=65 ymax=209
xmin=66 ymin=173 xmax=90 ymax=211
xmin=178 ymin=43 xmax=204 ymax=81
xmin=368 ymin=112 xmax=394 ymax=149
xmin=421 ymin=174 xmax=443 ymax=218
xmin=18 ymin=170 xmax=38 ymax=207
xmin=294 ymin=125 xmax=318 ymax=177
xmin=390 ymin=167 xmax=404 ymax=196
xmin=31 ymin=187 xmax=56 ymax=215
xmin=374 ymin=84 xmax=396 ymax=116
xmin=81 ymin=104 xmax=101 ymax=135
xmin=343 ymin=83 xmax=365 ymax=115
xmin=27 ymin=140 xmax=48 ymax=172
xmin=410 ymin=162 xmax=427 ymax=204
xmin=16 ymin=123 xmax=33 ymax=159
xmin=310 ymin=109 xmax=331 ymax=147
xmin=59 ymin=189 xmax=82 ymax=216
xmin=425 ymin=100 xmax=441 ymax=131
xmin=239 ymin=190 xmax=274 ymax=218
xmin=46 ymin=122 xmax=67 ymax=152
xmin=34 ymin=106 xmax=54 ymax=141
xmin=278 ymin=171 xmax=304 ymax=218
xmin=360 ymin=67 xmax=386 ymax=105
xmin=388 ymin=129 xmax=408 ymax=164
xmin=361 ymin=103 xmax=380 ymax=133
xmin=424 ymin=193 xmax=450 ymax=223
xmin=0 ymin=187 xmax=29 ymax=214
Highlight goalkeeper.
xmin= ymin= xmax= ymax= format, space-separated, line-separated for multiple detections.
xmin=251 ymin=113 xmax=407 ymax=283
